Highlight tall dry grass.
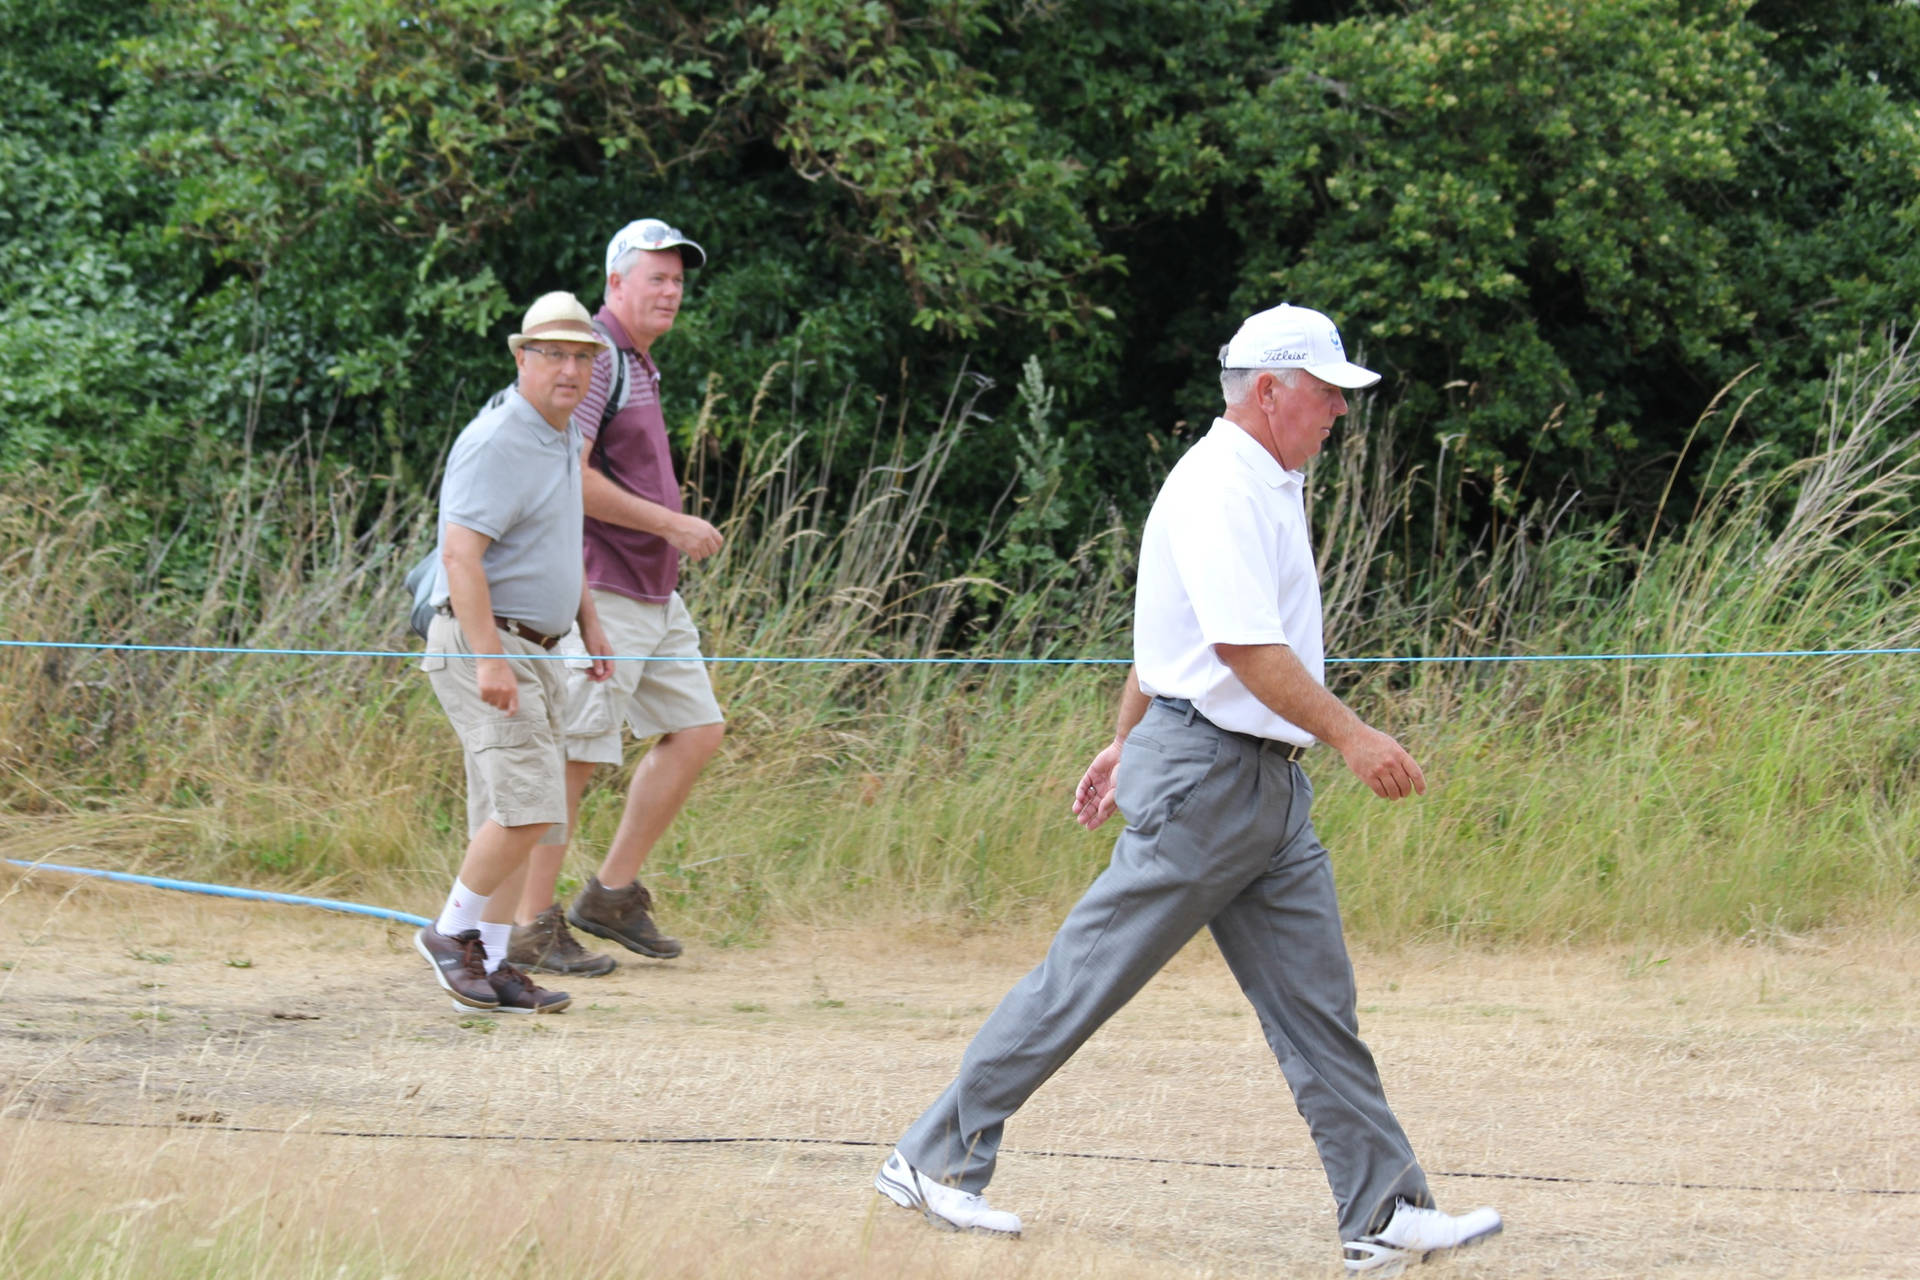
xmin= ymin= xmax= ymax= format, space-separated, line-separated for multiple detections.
xmin=0 ymin=1120 xmax=1196 ymax=1280
xmin=1 ymin=339 xmax=1917 ymax=943
xmin=0 ymin=453 xmax=449 ymax=889
xmin=1315 ymin=328 xmax=1920 ymax=939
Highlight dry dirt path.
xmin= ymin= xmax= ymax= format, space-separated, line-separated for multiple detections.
xmin=0 ymin=870 xmax=1914 ymax=1278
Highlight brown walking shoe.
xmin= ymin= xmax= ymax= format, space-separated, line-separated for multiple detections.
xmin=414 ymin=926 xmax=499 ymax=1009
xmin=484 ymin=962 xmax=571 ymax=1014
xmin=567 ymin=876 xmax=683 ymax=959
xmin=508 ymin=905 xmax=617 ymax=976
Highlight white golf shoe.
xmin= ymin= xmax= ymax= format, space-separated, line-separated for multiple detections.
xmin=874 ymin=1149 xmax=1022 ymax=1236
xmin=1342 ymin=1198 xmax=1502 ymax=1274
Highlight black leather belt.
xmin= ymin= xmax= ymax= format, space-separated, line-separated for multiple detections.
xmin=1152 ymin=696 xmax=1311 ymax=762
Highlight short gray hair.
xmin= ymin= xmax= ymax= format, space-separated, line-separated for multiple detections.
xmin=1220 ymin=362 xmax=1298 ymax=406
xmin=608 ymin=247 xmax=644 ymax=280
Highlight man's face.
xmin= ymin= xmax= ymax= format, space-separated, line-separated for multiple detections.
xmin=514 ymin=339 xmax=601 ymax=426
xmin=1263 ymin=370 xmax=1350 ymax=470
xmin=606 ymin=248 xmax=687 ymax=348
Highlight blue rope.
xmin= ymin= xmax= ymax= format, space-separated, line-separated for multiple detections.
xmin=1340 ymin=646 xmax=1920 ymax=664
xmin=0 ymin=639 xmax=1119 ymax=664
xmin=4 ymin=859 xmax=430 ymax=928
xmin=4 ymin=637 xmax=1919 ymax=665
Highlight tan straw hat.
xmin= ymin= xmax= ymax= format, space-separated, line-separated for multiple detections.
xmin=507 ymin=291 xmax=611 ymax=354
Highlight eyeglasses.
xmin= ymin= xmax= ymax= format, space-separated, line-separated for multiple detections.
xmin=521 ymin=346 xmax=600 ymax=369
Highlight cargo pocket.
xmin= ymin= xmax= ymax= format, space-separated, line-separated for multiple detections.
xmin=468 ymin=716 xmax=545 ymax=811
xmin=469 ymin=716 xmax=536 ymax=749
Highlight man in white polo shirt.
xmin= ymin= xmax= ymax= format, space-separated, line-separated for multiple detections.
xmin=503 ymin=217 xmax=725 ymax=976
xmin=873 ymin=305 xmax=1503 ymax=1274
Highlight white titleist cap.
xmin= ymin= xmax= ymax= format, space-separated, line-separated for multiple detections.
xmin=605 ymin=218 xmax=707 ymax=273
xmin=1219 ymin=303 xmax=1379 ymax=389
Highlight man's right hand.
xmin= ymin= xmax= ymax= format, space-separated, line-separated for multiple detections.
xmin=666 ymin=513 xmax=724 ymax=560
xmin=475 ymin=656 xmax=520 ymax=716
xmin=1071 ymin=739 xmax=1125 ymax=831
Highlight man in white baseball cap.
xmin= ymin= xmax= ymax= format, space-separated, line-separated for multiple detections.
xmin=1208 ymin=303 xmax=1381 ymax=473
xmin=501 ymin=218 xmax=727 ymax=976
xmin=874 ymin=302 xmax=1503 ymax=1274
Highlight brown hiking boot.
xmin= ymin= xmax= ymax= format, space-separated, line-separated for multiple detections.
xmin=567 ymin=876 xmax=683 ymax=959
xmin=485 ymin=962 xmax=571 ymax=1014
xmin=508 ymin=905 xmax=617 ymax=976
xmin=414 ymin=926 xmax=499 ymax=1009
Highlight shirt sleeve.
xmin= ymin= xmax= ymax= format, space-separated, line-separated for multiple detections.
xmin=439 ymin=429 xmax=517 ymax=543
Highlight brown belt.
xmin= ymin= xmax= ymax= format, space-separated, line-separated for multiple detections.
xmin=494 ymin=615 xmax=562 ymax=650
xmin=434 ymin=606 xmax=564 ymax=651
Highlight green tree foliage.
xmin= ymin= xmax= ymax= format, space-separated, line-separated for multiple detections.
xmin=3 ymin=0 xmax=1916 ymax=575
xmin=758 ymin=1 xmax=1119 ymax=341
xmin=1229 ymin=1 xmax=1777 ymax=502
xmin=0 ymin=0 xmax=197 ymax=491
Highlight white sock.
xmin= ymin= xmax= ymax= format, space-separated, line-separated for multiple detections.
xmin=435 ymin=878 xmax=486 ymax=938
xmin=478 ymin=922 xmax=512 ymax=974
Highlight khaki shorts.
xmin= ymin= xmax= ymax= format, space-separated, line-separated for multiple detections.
xmin=560 ymin=589 xmax=724 ymax=766
xmin=421 ymin=611 xmax=570 ymax=842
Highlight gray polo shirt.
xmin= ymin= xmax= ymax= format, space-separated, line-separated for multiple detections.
xmin=430 ymin=387 xmax=584 ymax=637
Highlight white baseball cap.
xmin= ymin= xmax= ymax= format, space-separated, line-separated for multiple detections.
xmin=1219 ymin=303 xmax=1379 ymax=389
xmin=507 ymin=291 xmax=611 ymax=354
xmin=605 ymin=218 xmax=707 ymax=273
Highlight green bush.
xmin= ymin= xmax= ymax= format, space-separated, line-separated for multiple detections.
xmin=4 ymin=0 xmax=1918 ymax=592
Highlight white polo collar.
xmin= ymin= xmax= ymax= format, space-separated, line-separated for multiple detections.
xmin=1207 ymin=417 xmax=1300 ymax=490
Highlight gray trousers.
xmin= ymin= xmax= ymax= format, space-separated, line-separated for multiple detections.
xmin=896 ymin=699 xmax=1431 ymax=1241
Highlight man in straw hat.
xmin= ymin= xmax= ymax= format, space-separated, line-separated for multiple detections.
xmin=412 ymin=290 xmax=615 ymax=1014
xmin=873 ymin=304 xmax=1503 ymax=1274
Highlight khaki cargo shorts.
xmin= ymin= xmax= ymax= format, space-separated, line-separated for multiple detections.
xmin=559 ymin=589 xmax=724 ymax=766
xmin=421 ymin=611 xmax=570 ymax=841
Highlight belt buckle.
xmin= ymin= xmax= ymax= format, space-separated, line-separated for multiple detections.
xmin=497 ymin=616 xmax=556 ymax=649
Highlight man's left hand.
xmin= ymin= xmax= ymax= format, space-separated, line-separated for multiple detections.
xmin=667 ymin=513 xmax=724 ymax=560
xmin=1071 ymin=739 xmax=1124 ymax=831
xmin=581 ymin=619 xmax=614 ymax=682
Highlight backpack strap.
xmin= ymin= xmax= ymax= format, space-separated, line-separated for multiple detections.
xmin=590 ymin=317 xmax=630 ymax=428
xmin=585 ymin=317 xmax=629 ymax=472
